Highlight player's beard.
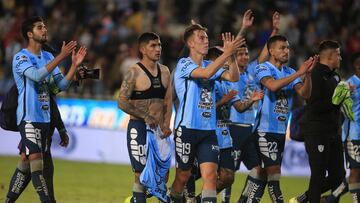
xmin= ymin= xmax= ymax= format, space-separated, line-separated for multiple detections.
xmin=33 ymin=34 xmax=47 ymax=44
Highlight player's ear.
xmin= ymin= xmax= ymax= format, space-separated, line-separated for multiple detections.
xmin=27 ymin=31 xmax=33 ymax=39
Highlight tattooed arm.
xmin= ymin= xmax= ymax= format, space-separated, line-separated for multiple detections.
xmin=233 ymin=90 xmax=264 ymax=112
xmin=117 ymin=67 xmax=156 ymax=126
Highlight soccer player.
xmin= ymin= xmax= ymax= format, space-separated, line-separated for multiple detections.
xmin=343 ymin=52 xmax=360 ymax=202
xmin=223 ymin=10 xmax=281 ymax=203
xmin=169 ymin=22 xmax=244 ymax=202
xmin=183 ymin=47 xmax=264 ymax=203
xmin=117 ymin=32 xmax=172 ymax=203
xmin=249 ymin=35 xmax=317 ymax=203
xmin=5 ymin=16 xmax=87 ymax=203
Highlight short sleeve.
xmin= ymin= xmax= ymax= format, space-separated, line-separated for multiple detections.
xmin=247 ymin=60 xmax=258 ymax=76
xmin=210 ymin=68 xmax=226 ymax=80
xmin=176 ymin=57 xmax=198 ymax=78
xmin=289 ymin=68 xmax=302 ymax=88
xmin=254 ymin=63 xmax=272 ymax=84
xmin=13 ymin=54 xmax=34 ymax=75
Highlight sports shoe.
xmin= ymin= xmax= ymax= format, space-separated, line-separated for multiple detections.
xmin=124 ymin=196 xmax=132 ymax=203
xmin=289 ymin=197 xmax=300 ymax=203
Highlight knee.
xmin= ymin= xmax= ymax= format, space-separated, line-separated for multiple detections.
xmin=29 ymin=159 xmax=44 ymax=172
xmin=218 ymin=170 xmax=234 ymax=188
xmin=175 ymin=169 xmax=192 ymax=186
xmin=201 ymin=169 xmax=218 ymax=182
xmin=266 ymin=165 xmax=281 ymax=176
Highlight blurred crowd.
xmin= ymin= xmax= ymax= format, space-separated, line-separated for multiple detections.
xmin=0 ymin=0 xmax=359 ymax=100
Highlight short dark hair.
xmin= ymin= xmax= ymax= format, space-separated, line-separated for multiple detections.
xmin=137 ymin=32 xmax=160 ymax=59
xmin=183 ymin=24 xmax=207 ymax=45
xmin=206 ymin=47 xmax=223 ymax=61
xmin=267 ymin=35 xmax=288 ymax=50
xmin=21 ymin=16 xmax=44 ymax=41
xmin=318 ymin=40 xmax=340 ymax=54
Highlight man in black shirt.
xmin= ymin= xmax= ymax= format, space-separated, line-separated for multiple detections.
xmin=298 ymin=40 xmax=346 ymax=203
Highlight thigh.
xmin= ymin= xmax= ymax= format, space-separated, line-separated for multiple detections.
xmin=219 ymin=148 xmax=235 ymax=171
xmin=241 ymin=134 xmax=261 ymax=170
xmin=256 ymin=132 xmax=285 ymax=168
xmin=19 ymin=121 xmax=49 ymax=156
xmin=344 ymin=138 xmax=360 ymax=169
xmin=327 ymin=136 xmax=345 ymax=185
xmin=197 ymin=130 xmax=220 ymax=165
xmin=304 ymin=135 xmax=330 ymax=169
xmin=127 ymin=119 xmax=147 ymax=173
xmin=229 ymin=124 xmax=252 ymax=170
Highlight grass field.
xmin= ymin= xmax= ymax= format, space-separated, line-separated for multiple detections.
xmin=0 ymin=156 xmax=352 ymax=203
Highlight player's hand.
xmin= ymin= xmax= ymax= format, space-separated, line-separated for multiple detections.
xmin=272 ymin=11 xmax=280 ymax=32
xmin=251 ymin=90 xmax=264 ymax=101
xmin=298 ymin=56 xmax=317 ymax=75
xmin=59 ymin=131 xmax=69 ymax=147
xmin=349 ymin=83 xmax=355 ymax=95
xmin=222 ymin=32 xmax=246 ymax=56
xmin=59 ymin=41 xmax=77 ymax=59
xmin=160 ymin=125 xmax=172 ymax=138
xmin=242 ymin=9 xmax=254 ymax=30
xmin=306 ymin=55 xmax=319 ymax=74
xmin=144 ymin=114 xmax=157 ymax=129
xmin=221 ymin=89 xmax=238 ymax=105
xmin=72 ymin=46 xmax=87 ymax=67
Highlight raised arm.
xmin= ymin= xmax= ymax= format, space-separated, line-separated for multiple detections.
xmin=260 ymin=57 xmax=315 ymax=92
xmin=294 ymin=55 xmax=318 ymax=99
xmin=23 ymin=41 xmax=77 ymax=82
xmin=257 ymin=11 xmax=281 ymax=63
xmin=191 ymin=33 xmax=245 ymax=79
xmin=220 ymin=33 xmax=245 ymax=82
xmin=236 ymin=9 xmax=254 ymax=38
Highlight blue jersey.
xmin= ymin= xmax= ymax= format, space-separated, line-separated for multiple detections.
xmin=342 ymin=75 xmax=360 ymax=141
xmin=215 ymin=81 xmax=239 ymax=149
xmin=228 ymin=60 xmax=258 ymax=125
xmin=254 ymin=61 xmax=302 ymax=134
xmin=12 ymin=49 xmax=70 ymax=124
xmin=174 ymin=57 xmax=225 ymax=130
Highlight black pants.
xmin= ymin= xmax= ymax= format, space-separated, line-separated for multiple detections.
xmin=304 ymin=134 xmax=345 ymax=203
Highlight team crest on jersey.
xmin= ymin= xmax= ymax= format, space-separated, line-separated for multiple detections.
xmin=270 ymin=153 xmax=277 ymax=161
xmin=274 ymin=90 xmax=289 ymax=115
xmin=318 ymin=145 xmax=324 ymax=152
xmin=198 ymin=88 xmax=213 ymax=110
xmin=182 ymin=155 xmax=189 ymax=163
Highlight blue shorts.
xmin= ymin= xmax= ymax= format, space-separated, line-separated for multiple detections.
xmin=174 ymin=126 xmax=220 ymax=170
xmin=255 ymin=132 xmax=285 ymax=168
xmin=344 ymin=139 xmax=360 ymax=169
xmin=219 ymin=148 xmax=235 ymax=170
xmin=127 ymin=119 xmax=147 ymax=173
xmin=18 ymin=121 xmax=50 ymax=155
xmin=229 ymin=124 xmax=260 ymax=170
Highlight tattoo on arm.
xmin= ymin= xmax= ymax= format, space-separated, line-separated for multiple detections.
xmin=234 ymin=100 xmax=254 ymax=113
xmin=118 ymin=68 xmax=149 ymax=119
